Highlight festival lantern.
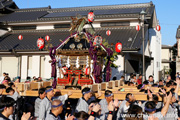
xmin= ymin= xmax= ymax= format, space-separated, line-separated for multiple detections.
xmin=88 ymin=11 xmax=94 ymax=23
xmin=45 ymin=35 xmax=50 ymax=41
xmin=18 ymin=35 xmax=23 ymax=40
xmin=93 ymin=35 xmax=102 ymax=46
xmin=106 ymin=30 xmax=111 ymax=36
xmin=115 ymin=42 xmax=122 ymax=53
xmin=156 ymin=25 xmax=161 ymax=31
xmin=136 ymin=25 xmax=140 ymax=31
xmin=37 ymin=37 xmax=45 ymax=49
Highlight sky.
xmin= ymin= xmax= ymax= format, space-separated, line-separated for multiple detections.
xmin=13 ymin=0 xmax=180 ymax=46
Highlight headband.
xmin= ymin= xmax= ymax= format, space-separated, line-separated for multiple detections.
xmin=105 ymin=93 xmax=113 ymax=97
xmin=51 ymin=103 xmax=63 ymax=108
xmin=145 ymin=107 xmax=156 ymax=112
xmin=45 ymin=88 xmax=53 ymax=93
xmin=82 ymin=90 xmax=91 ymax=95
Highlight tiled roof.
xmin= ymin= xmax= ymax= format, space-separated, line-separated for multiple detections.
xmin=0 ymin=2 xmax=154 ymax=23
xmin=0 ymin=26 xmax=146 ymax=52
xmin=162 ymin=44 xmax=172 ymax=49
xmin=0 ymin=11 xmax=48 ymax=22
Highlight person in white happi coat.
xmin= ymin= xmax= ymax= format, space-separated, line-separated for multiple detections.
xmin=45 ymin=100 xmax=63 ymax=120
xmin=143 ymin=92 xmax=172 ymax=120
xmin=34 ymin=88 xmax=46 ymax=119
xmin=75 ymin=87 xmax=92 ymax=113
xmin=116 ymin=93 xmax=137 ymax=120
xmin=39 ymin=86 xmax=72 ymax=120
xmin=99 ymin=90 xmax=119 ymax=120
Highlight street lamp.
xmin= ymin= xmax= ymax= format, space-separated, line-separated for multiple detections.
xmin=140 ymin=9 xmax=146 ymax=82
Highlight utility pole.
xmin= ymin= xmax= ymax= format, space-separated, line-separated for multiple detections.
xmin=140 ymin=10 xmax=146 ymax=82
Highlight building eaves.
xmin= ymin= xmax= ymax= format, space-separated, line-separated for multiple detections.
xmin=0 ymin=26 xmax=143 ymax=52
xmin=49 ymin=2 xmax=153 ymax=13
xmin=162 ymin=44 xmax=172 ymax=49
xmin=14 ymin=6 xmax=51 ymax=12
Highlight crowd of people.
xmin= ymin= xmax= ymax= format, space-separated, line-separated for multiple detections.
xmin=0 ymin=72 xmax=180 ymax=120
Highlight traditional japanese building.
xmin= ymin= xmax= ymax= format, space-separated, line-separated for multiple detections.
xmin=0 ymin=0 xmax=161 ymax=82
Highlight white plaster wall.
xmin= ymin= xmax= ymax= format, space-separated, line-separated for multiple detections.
xmin=0 ymin=29 xmax=8 ymax=36
xmin=111 ymin=55 xmax=124 ymax=80
xmin=84 ymin=22 xmax=101 ymax=28
xmin=21 ymin=56 xmax=28 ymax=80
xmin=130 ymin=21 xmax=139 ymax=26
xmin=40 ymin=56 xmax=45 ymax=79
xmin=0 ymin=56 xmax=18 ymax=79
xmin=138 ymin=31 xmax=150 ymax=57
xmin=149 ymin=28 xmax=162 ymax=82
xmin=28 ymin=56 xmax=32 ymax=77
xmin=161 ymin=63 xmax=170 ymax=70
xmin=36 ymin=25 xmax=54 ymax=30
xmin=161 ymin=49 xmax=170 ymax=60
xmin=44 ymin=55 xmax=51 ymax=79
xmin=146 ymin=60 xmax=154 ymax=80
xmin=32 ymin=55 xmax=40 ymax=78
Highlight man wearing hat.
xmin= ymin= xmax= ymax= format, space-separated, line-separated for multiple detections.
xmin=39 ymin=86 xmax=72 ymax=120
xmin=75 ymin=87 xmax=92 ymax=113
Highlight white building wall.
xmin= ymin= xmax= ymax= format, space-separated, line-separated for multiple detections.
xmin=28 ymin=56 xmax=32 ymax=77
xmin=44 ymin=55 xmax=51 ymax=79
xmin=40 ymin=56 xmax=45 ymax=79
xmin=111 ymin=55 xmax=124 ymax=80
xmin=0 ymin=29 xmax=8 ymax=36
xmin=137 ymin=30 xmax=150 ymax=57
xmin=130 ymin=21 xmax=139 ymax=26
xmin=0 ymin=56 xmax=19 ymax=79
xmin=161 ymin=49 xmax=170 ymax=60
xmin=146 ymin=60 xmax=154 ymax=80
xmin=161 ymin=63 xmax=170 ymax=70
xmin=84 ymin=22 xmax=101 ymax=28
xmin=32 ymin=55 xmax=40 ymax=78
xmin=21 ymin=55 xmax=28 ymax=80
xmin=36 ymin=25 xmax=54 ymax=30
xmin=149 ymin=28 xmax=161 ymax=82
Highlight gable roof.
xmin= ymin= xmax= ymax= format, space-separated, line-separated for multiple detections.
xmin=0 ymin=26 xmax=147 ymax=52
xmin=0 ymin=2 xmax=155 ymax=23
